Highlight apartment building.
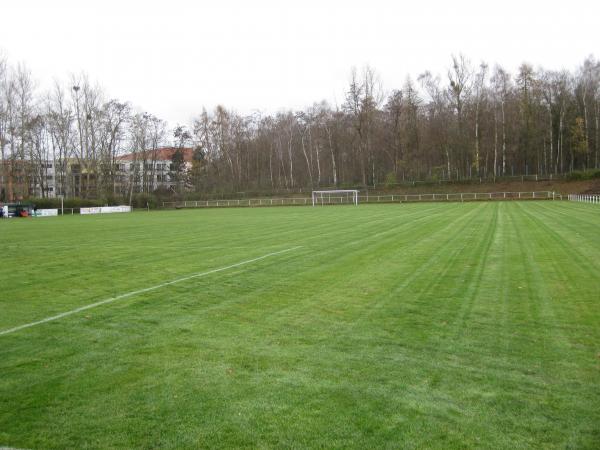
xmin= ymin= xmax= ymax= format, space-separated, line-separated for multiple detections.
xmin=117 ymin=147 xmax=193 ymax=192
xmin=0 ymin=147 xmax=193 ymax=201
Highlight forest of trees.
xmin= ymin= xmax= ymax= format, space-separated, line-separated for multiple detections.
xmin=1 ymin=54 xmax=599 ymax=200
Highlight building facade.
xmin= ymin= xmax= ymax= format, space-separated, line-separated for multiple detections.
xmin=0 ymin=147 xmax=193 ymax=201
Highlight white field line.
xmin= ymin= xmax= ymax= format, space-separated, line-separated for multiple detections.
xmin=0 ymin=246 xmax=302 ymax=337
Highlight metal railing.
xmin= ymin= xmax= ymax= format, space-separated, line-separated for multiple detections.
xmin=360 ymin=191 xmax=560 ymax=202
xmin=162 ymin=191 xmax=561 ymax=209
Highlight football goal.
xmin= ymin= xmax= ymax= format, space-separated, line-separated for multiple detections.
xmin=312 ymin=190 xmax=359 ymax=206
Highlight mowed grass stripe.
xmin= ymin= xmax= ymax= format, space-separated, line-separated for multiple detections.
xmin=512 ymin=203 xmax=600 ymax=348
xmin=520 ymin=201 xmax=600 ymax=271
xmin=503 ymin=204 xmax=599 ymax=447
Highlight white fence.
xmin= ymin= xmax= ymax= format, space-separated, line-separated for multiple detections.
xmin=360 ymin=191 xmax=559 ymax=203
xmin=568 ymin=194 xmax=600 ymax=204
xmin=163 ymin=191 xmax=561 ymax=209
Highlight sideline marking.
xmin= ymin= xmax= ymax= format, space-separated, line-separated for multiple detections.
xmin=0 ymin=246 xmax=302 ymax=337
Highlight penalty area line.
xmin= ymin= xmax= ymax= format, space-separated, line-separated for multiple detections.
xmin=0 ymin=246 xmax=303 ymax=337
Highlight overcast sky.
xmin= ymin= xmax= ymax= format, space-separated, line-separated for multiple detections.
xmin=1 ymin=0 xmax=598 ymax=127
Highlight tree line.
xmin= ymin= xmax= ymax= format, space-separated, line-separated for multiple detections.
xmin=1 ymin=54 xmax=599 ymax=200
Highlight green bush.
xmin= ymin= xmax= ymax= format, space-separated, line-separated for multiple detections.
xmin=566 ymin=169 xmax=600 ymax=181
xmin=130 ymin=193 xmax=159 ymax=209
xmin=566 ymin=171 xmax=584 ymax=181
xmin=384 ymin=172 xmax=397 ymax=189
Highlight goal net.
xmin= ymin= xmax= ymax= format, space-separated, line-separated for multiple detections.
xmin=312 ymin=190 xmax=359 ymax=206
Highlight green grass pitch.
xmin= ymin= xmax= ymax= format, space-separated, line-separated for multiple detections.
xmin=1 ymin=202 xmax=599 ymax=449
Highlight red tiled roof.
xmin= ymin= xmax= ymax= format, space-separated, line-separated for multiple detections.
xmin=119 ymin=147 xmax=193 ymax=162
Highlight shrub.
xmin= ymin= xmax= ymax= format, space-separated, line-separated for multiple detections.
xmin=566 ymin=169 xmax=600 ymax=181
xmin=384 ymin=172 xmax=397 ymax=189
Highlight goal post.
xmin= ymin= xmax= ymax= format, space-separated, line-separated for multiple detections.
xmin=312 ymin=190 xmax=359 ymax=206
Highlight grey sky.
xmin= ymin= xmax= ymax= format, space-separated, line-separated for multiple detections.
xmin=1 ymin=0 xmax=598 ymax=127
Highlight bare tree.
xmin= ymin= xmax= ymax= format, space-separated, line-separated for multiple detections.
xmin=447 ymin=54 xmax=472 ymax=178
xmin=473 ymin=62 xmax=488 ymax=176
xmin=0 ymin=55 xmax=9 ymax=201
xmin=491 ymin=65 xmax=510 ymax=176
xmin=46 ymin=82 xmax=74 ymax=196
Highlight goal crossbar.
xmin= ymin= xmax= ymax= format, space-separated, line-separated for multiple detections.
xmin=312 ymin=190 xmax=359 ymax=206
